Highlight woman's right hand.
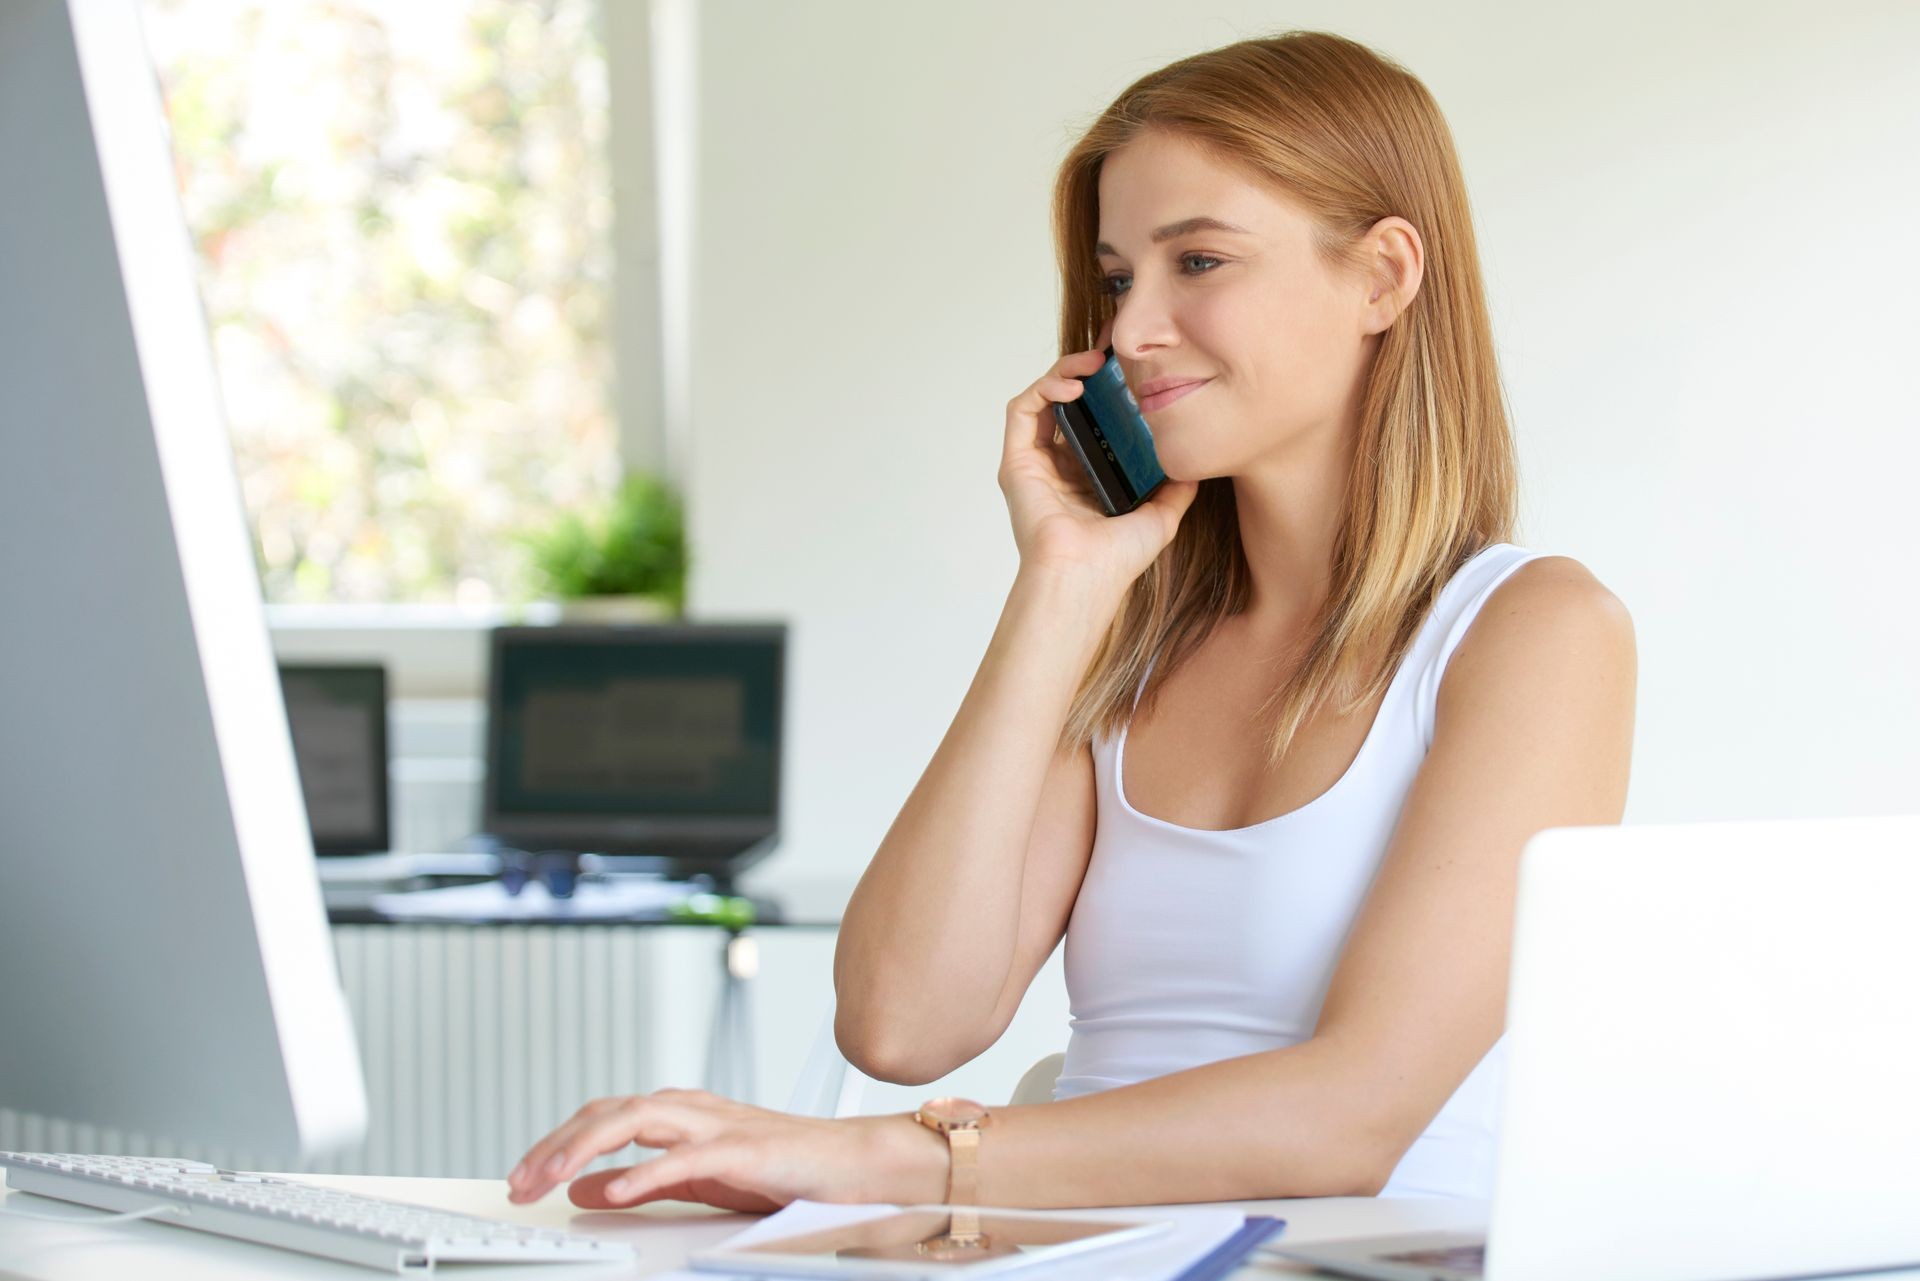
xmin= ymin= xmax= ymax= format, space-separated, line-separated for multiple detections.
xmin=999 ymin=340 xmax=1200 ymax=596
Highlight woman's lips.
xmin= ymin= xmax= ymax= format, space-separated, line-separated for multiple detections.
xmin=1138 ymin=378 xmax=1211 ymax=412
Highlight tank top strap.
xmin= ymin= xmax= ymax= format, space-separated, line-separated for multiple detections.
xmin=1131 ymin=654 xmax=1157 ymax=713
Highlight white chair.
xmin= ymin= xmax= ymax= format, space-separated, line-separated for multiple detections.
xmin=785 ymin=1011 xmax=1063 ymax=1117
xmin=1007 ymin=1052 xmax=1066 ymax=1107
xmin=784 ymin=1009 xmax=876 ymax=1118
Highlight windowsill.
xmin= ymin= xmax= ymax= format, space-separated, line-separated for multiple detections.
xmin=264 ymin=601 xmax=563 ymax=630
xmin=265 ymin=601 xmax=563 ymax=699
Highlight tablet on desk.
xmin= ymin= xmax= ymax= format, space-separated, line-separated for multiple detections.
xmin=687 ymin=1206 xmax=1172 ymax=1280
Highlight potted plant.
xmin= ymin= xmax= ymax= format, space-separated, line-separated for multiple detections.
xmin=520 ymin=472 xmax=689 ymax=621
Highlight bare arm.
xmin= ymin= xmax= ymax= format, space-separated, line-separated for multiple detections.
xmin=832 ymin=569 xmax=1114 ymax=1083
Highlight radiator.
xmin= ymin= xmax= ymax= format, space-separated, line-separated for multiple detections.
xmin=1 ymin=924 xmax=722 ymax=1177
xmin=317 ymin=925 xmax=664 ymax=1178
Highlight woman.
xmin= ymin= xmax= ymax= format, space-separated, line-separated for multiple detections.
xmin=507 ymin=28 xmax=1635 ymax=1212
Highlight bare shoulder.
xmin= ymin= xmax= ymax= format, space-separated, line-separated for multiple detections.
xmin=1470 ymin=554 xmax=1633 ymax=638
xmin=1438 ymin=554 xmax=1636 ymax=713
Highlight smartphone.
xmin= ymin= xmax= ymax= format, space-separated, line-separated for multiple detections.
xmin=1050 ymin=346 xmax=1167 ymax=516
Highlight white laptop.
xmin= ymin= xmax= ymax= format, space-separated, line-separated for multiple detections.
xmin=1273 ymin=816 xmax=1920 ymax=1281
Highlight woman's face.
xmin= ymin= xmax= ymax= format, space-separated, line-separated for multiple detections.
xmin=1095 ymin=129 xmax=1388 ymax=480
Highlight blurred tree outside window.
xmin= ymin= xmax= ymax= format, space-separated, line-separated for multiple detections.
xmin=139 ymin=0 xmax=619 ymax=604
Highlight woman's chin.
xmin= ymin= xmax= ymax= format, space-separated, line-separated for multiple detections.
xmin=1151 ymin=446 xmax=1203 ymax=485
xmin=1153 ymin=434 xmax=1241 ymax=485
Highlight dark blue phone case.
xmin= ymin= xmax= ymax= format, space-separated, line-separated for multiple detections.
xmin=1051 ymin=346 xmax=1167 ymax=516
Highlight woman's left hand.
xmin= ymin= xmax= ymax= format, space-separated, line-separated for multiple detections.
xmin=505 ymin=1088 xmax=946 ymax=1212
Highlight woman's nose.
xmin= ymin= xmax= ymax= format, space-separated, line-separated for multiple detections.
xmin=1108 ymin=277 xmax=1179 ymax=360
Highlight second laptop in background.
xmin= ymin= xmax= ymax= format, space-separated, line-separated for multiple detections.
xmin=482 ymin=623 xmax=786 ymax=887
xmin=279 ymin=662 xmax=392 ymax=857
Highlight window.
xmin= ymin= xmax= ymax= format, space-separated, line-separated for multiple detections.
xmin=140 ymin=0 xmax=618 ymax=604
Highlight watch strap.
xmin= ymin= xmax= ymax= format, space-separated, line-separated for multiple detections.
xmin=947 ymin=1125 xmax=981 ymax=1207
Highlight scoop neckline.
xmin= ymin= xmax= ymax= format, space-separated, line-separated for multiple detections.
xmin=1113 ymin=654 xmax=1414 ymax=834
xmin=1109 ymin=546 xmax=1511 ymax=834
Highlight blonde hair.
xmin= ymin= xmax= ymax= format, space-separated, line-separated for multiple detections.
xmin=1052 ymin=30 xmax=1518 ymax=764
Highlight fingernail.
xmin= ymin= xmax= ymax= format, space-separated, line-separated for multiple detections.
xmin=509 ymin=1161 xmax=526 ymax=1183
xmin=605 ymin=1179 xmax=628 ymax=1199
xmin=545 ymin=1152 xmax=568 ymax=1177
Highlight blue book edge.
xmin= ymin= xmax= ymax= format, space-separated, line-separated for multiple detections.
xmin=1172 ymin=1214 xmax=1286 ymax=1281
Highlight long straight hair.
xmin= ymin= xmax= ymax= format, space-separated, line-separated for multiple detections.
xmin=1053 ymin=31 xmax=1518 ymax=763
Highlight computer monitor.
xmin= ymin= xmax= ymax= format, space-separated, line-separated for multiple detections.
xmin=483 ymin=624 xmax=786 ymax=884
xmin=279 ymin=664 xmax=392 ymax=857
xmin=0 ymin=0 xmax=365 ymax=1161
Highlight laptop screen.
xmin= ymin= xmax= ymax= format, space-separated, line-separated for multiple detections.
xmin=483 ymin=624 xmax=784 ymax=866
xmin=278 ymin=663 xmax=389 ymax=856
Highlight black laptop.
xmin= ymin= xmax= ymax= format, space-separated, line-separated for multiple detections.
xmin=277 ymin=663 xmax=391 ymax=857
xmin=481 ymin=623 xmax=785 ymax=885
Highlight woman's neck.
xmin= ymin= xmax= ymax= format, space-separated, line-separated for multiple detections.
xmin=1229 ymin=417 xmax=1357 ymax=638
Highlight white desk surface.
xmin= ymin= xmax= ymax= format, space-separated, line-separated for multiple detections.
xmin=0 ymin=1171 xmax=1487 ymax=1278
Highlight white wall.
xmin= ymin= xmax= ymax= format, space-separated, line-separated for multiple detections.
xmin=669 ymin=1 xmax=1920 ymax=1099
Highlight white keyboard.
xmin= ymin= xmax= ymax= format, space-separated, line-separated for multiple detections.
xmin=0 ymin=1152 xmax=634 ymax=1274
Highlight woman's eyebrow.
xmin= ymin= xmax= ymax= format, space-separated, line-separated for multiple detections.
xmin=1095 ymin=216 xmax=1253 ymax=256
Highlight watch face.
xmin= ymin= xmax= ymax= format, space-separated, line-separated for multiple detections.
xmin=920 ymin=1097 xmax=991 ymax=1128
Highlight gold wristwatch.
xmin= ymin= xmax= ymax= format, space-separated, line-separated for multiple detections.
xmin=913 ymin=1097 xmax=993 ymax=1245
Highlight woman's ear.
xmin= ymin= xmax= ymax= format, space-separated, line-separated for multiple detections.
xmin=1360 ymin=216 xmax=1424 ymax=335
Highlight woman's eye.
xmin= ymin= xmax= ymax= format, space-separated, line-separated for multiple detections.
xmin=1100 ymin=254 xmax=1224 ymax=297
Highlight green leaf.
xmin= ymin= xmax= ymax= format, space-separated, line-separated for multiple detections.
xmin=518 ymin=471 xmax=687 ymax=610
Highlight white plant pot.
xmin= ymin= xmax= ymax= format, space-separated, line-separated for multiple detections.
xmin=553 ymin=595 xmax=677 ymax=623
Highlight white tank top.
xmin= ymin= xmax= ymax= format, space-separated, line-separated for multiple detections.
xmin=1056 ymin=542 xmax=1550 ymax=1200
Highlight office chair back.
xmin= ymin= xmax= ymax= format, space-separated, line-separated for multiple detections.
xmin=784 ymin=1012 xmax=1062 ymax=1117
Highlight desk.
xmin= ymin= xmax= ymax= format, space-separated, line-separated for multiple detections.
xmin=0 ymin=1172 xmax=1488 ymax=1278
